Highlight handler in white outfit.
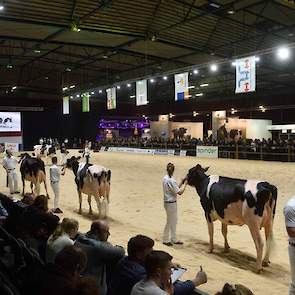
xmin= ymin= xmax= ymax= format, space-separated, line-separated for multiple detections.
xmin=162 ymin=163 xmax=187 ymax=246
xmin=284 ymin=196 xmax=295 ymax=295
xmin=2 ymin=150 xmax=19 ymax=194
xmin=50 ymin=156 xmax=64 ymax=213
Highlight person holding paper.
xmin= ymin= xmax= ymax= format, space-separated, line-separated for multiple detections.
xmin=163 ymin=163 xmax=187 ymax=246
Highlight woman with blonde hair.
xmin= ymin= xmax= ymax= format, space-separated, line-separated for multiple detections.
xmin=46 ymin=217 xmax=79 ymax=263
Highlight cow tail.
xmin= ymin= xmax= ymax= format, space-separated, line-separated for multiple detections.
xmin=270 ymin=185 xmax=277 ymax=219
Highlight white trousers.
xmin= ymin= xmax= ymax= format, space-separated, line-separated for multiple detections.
xmin=60 ymin=153 xmax=67 ymax=166
xmin=7 ymin=170 xmax=18 ymax=194
xmin=51 ymin=182 xmax=60 ymax=209
xmin=163 ymin=202 xmax=178 ymax=243
xmin=289 ymin=244 xmax=295 ymax=295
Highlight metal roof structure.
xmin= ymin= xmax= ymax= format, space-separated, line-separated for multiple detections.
xmin=0 ymin=0 xmax=295 ymax=106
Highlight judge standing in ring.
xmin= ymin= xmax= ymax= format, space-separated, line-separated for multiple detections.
xmin=2 ymin=149 xmax=20 ymax=195
xmin=162 ymin=163 xmax=187 ymax=246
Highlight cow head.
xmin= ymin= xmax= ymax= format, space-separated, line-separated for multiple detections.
xmin=66 ymin=156 xmax=81 ymax=169
xmin=186 ymin=164 xmax=209 ymax=186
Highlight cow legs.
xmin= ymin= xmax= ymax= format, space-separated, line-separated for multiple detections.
xmin=43 ymin=180 xmax=49 ymax=198
xmin=22 ymin=177 xmax=25 ymax=195
xmin=221 ymin=223 xmax=230 ymax=252
xmin=207 ymin=220 xmax=214 ymax=253
xmin=35 ymin=181 xmax=41 ymax=196
xmin=88 ymin=195 xmax=93 ymax=215
xmin=30 ymin=182 xmax=34 ymax=194
xmin=263 ymin=214 xmax=273 ymax=267
xmin=248 ymin=222 xmax=264 ymax=273
xmin=78 ymin=191 xmax=82 ymax=214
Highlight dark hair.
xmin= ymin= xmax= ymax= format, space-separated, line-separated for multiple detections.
xmin=52 ymin=156 xmax=58 ymax=164
xmin=127 ymin=235 xmax=154 ymax=258
xmin=32 ymin=195 xmax=48 ymax=212
xmin=55 ymin=245 xmax=87 ymax=275
xmin=166 ymin=163 xmax=175 ymax=177
xmin=215 ymin=283 xmax=254 ymax=295
xmin=145 ymin=250 xmax=172 ymax=277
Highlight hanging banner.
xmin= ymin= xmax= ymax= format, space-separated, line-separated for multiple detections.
xmin=63 ymin=96 xmax=69 ymax=114
xmin=136 ymin=80 xmax=148 ymax=106
xmin=235 ymin=56 xmax=256 ymax=93
xmin=174 ymin=72 xmax=189 ymax=101
xmin=107 ymin=87 xmax=116 ymax=110
xmin=82 ymin=92 xmax=90 ymax=112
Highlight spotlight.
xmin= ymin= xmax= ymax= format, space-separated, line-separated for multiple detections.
xmin=62 ymin=87 xmax=68 ymax=91
xmin=193 ymin=69 xmax=199 ymax=74
xmin=0 ymin=5 xmax=4 ymax=11
xmin=70 ymin=96 xmax=73 ymax=99
xmin=195 ymin=93 xmax=203 ymax=97
xmin=6 ymin=64 xmax=13 ymax=69
xmin=103 ymin=55 xmax=108 ymax=59
xmin=210 ymin=64 xmax=218 ymax=72
xmin=116 ymin=85 xmax=121 ymax=89
xmin=188 ymin=85 xmax=195 ymax=89
xmin=76 ymin=94 xmax=80 ymax=98
xmin=150 ymin=79 xmax=155 ymax=83
xmin=200 ymin=83 xmax=209 ymax=87
xmin=130 ymin=95 xmax=135 ymax=98
xmin=277 ymin=46 xmax=291 ymax=60
xmin=34 ymin=49 xmax=41 ymax=54
xmin=193 ymin=111 xmax=199 ymax=117
xmin=12 ymin=86 xmax=17 ymax=90
xmin=99 ymin=89 xmax=103 ymax=93
xmin=169 ymin=113 xmax=174 ymax=119
xmin=163 ymin=76 xmax=168 ymax=80
xmin=227 ymin=10 xmax=235 ymax=14
xmin=255 ymin=56 xmax=260 ymax=62
xmin=69 ymin=85 xmax=75 ymax=89
xmin=91 ymin=91 xmax=95 ymax=95
xmin=127 ymin=83 xmax=131 ymax=87
xmin=231 ymin=62 xmax=236 ymax=66
xmin=66 ymin=67 xmax=72 ymax=72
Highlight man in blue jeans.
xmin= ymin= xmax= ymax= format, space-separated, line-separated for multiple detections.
xmin=107 ymin=235 xmax=207 ymax=295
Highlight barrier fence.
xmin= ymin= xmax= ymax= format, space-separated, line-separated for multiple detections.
xmin=97 ymin=142 xmax=295 ymax=162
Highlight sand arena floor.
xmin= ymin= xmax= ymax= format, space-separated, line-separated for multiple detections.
xmin=1 ymin=150 xmax=293 ymax=294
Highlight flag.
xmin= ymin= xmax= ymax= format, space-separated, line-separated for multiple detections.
xmin=174 ymin=72 xmax=189 ymax=101
xmin=63 ymin=96 xmax=69 ymax=114
xmin=136 ymin=79 xmax=148 ymax=106
xmin=235 ymin=56 xmax=256 ymax=93
xmin=107 ymin=87 xmax=116 ymax=110
xmin=82 ymin=92 xmax=90 ymax=112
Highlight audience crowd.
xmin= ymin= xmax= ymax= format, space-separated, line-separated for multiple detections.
xmin=0 ymin=192 xmax=255 ymax=295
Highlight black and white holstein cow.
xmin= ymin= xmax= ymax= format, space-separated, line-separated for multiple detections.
xmin=186 ymin=164 xmax=277 ymax=273
xmin=19 ymin=153 xmax=49 ymax=197
xmin=66 ymin=156 xmax=111 ymax=219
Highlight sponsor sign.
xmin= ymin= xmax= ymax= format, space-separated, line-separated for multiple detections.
xmin=196 ymin=146 xmax=218 ymax=158
xmin=179 ymin=150 xmax=187 ymax=157
xmin=0 ymin=112 xmax=21 ymax=132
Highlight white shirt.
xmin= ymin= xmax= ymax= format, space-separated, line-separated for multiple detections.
xmin=2 ymin=156 xmax=17 ymax=170
xmin=284 ymin=197 xmax=295 ymax=243
xmin=163 ymin=175 xmax=180 ymax=202
xmin=46 ymin=234 xmax=74 ymax=263
xmin=131 ymin=279 xmax=168 ymax=295
xmin=49 ymin=164 xmax=61 ymax=182
xmin=84 ymin=147 xmax=90 ymax=157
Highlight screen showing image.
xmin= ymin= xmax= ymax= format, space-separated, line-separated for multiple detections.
xmin=0 ymin=112 xmax=21 ymax=132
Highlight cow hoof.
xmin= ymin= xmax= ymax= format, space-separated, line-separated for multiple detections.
xmin=208 ymin=249 xmax=214 ymax=254
xmin=88 ymin=210 xmax=93 ymax=215
xmin=262 ymin=260 xmax=270 ymax=267
xmin=256 ymin=268 xmax=263 ymax=274
xmin=224 ymin=247 xmax=230 ymax=253
xmin=78 ymin=209 xmax=82 ymax=214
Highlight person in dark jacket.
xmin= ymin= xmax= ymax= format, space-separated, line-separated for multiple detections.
xmin=107 ymin=235 xmax=207 ymax=295
xmin=75 ymin=220 xmax=125 ymax=295
xmin=33 ymin=245 xmax=87 ymax=295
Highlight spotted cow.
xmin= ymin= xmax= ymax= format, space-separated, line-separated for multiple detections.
xmin=65 ymin=156 xmax=111 ymax=218
xmin=186 ymin=164 xmax=277 ymax=273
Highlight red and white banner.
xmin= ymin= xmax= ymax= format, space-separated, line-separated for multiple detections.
xmin=235 ymin=56 xmax=256 ymax=93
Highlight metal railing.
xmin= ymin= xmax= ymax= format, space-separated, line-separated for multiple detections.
xmin=96 ymin=141 xmax=295 ymax=162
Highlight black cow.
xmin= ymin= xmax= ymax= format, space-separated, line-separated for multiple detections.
xmin=186 ymin=164 xmax=277 ymax=273
xmin=19 ymin=153 xmax=49 ymax=197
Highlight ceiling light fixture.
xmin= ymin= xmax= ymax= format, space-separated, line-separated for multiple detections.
xmin=69 ymin=85 xmax=75 ymax=89
xmin=255 ymin=56 xmax=260 ymax=62
xmin=116 ymin=85 xmax=121 ymax=89
xmin=188 ymin=85 xmax=195 ymax=89
xmin=163 ymin=76 xmax=168 ymax=80
xmin=62 ymin=87 xmax=68 ymax=91
xmin=200 ymin=83 xmax=209 ymax=87
xmin=130 ymin=95 xmax=135 ymax=98
xmin=210 ymin=64 xmax=218 ymax=72
xmin=277 ymin=46 xmax=291 ymax=60
xmin=99 ymin=89 xmax=103 ymax=93
xmin=193 ymin=69 xmax=199 ymax=74
xmin=127 ymin=83 xmax=131 ymax=87
xmin=195 ymin=93 xmax=203 ymax=97
xmin=0 ymin=5 xmax=4 ymax=11
xmin=150 ymin=78 xmax=155 ymax=83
